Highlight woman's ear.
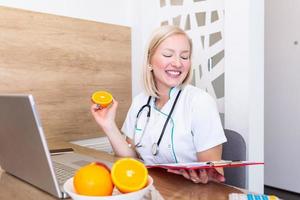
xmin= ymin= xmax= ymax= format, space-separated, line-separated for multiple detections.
xmin=147 ymin=64 xmax=153 ymax=71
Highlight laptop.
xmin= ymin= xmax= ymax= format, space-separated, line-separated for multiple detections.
xmin=0 ymin=94 xmax=113 ymax=198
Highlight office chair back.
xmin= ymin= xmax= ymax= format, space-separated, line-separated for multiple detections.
xmin=222 ymin=129 xmax=247 ymax=188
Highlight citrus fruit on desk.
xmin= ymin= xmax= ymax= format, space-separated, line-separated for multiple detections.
xmin=111 ymin=158 xmax=148 ymax=193
xmin=73 ymin=162 xmax=114 ymax=196
xmin=91 ymin=91 xmax=113 ymax=108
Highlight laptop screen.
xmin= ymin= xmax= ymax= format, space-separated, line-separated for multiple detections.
xmin=0 ymin=94 xmax=62 ymax=197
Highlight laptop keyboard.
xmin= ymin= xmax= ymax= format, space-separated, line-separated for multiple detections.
xmin=53 ymin=161 xmax=76 ymax=185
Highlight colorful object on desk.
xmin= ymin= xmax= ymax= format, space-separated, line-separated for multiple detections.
xmin=91 ymin=91 xmax=113 ymax=108
xmin=229 ymin=193 xmax=281 ymax=200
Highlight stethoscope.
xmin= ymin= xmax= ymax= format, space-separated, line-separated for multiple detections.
xmin=133 ymin=90 xmax=182 ymax=156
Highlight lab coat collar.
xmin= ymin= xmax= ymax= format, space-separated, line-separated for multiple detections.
xmin=153 ymin=86 xmax=182 ymax=111
xmin=168 ymin=86 xmax=182 ymax=99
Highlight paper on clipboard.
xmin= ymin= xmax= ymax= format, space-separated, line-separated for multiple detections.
xmin=146 ymin=160 xmax=264 ymax=170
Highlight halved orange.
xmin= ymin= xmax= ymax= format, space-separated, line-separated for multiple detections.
xmin=111 ymin=158 xmax=148 ymax=193
xmin=91 ymin=91 xmax=113 ymax=108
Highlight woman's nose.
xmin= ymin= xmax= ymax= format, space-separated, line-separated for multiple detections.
xmin=171 ymin=57 xmax=182 ymax=67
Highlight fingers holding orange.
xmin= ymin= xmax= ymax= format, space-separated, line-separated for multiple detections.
xmin=91 ymin=91 xmax=113 ymax=108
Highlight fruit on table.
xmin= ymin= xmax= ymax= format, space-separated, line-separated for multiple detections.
xmin=73 ymin=162 xmax=114 ymax=196
xmin=111 ymin=158 xmax=148 ymax=193
xmin=91 ymin=91 xmax=113 ymax=108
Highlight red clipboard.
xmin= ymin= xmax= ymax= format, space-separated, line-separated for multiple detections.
xmin=146 ymin=160 xmax=264 ymax=170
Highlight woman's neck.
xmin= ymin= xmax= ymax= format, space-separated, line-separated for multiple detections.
xmin=155 ymin=86 xmax=171 ymax=109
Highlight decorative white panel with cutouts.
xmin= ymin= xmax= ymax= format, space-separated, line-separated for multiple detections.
xmin=158 ymin=0 xmax=225 ymax=119
xmin=132 ymin=0 xmax=224 ymax=122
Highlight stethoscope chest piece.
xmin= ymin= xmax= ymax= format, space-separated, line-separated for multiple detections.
xmin=151 ymin=143 xmax=159 ymax=155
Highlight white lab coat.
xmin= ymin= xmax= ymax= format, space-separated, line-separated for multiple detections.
xmin=121 ymin=85 xmax=227 ymax=164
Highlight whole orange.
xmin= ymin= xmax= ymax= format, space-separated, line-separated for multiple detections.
xmin=111 ymin=158 xmax=148 ymax=193
xmin=73 ymin=162 xmax=114 ymax=196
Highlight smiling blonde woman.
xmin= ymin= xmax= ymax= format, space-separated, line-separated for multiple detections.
xmin=91 ymin=25 xmax=227 ymax=184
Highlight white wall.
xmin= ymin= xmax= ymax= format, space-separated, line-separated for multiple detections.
xmin=0 ymin=0 xmax=133 ymax=27
xmin=225 ymin=0 xmax=264 ymax=193
xmin=265 ymin=0 xmax=300 ymax=193
xmin=131 ymin=0 xmax=161 ymax=97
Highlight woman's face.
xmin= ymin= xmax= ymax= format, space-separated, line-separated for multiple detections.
xmin=150 ymin=34 xmax=191 ymax=93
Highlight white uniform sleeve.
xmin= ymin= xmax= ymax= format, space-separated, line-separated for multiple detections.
xmin=121 ymin=98 xmax=138 ymax=140
xmin=191 ymin=92 xmax=227 ymax=152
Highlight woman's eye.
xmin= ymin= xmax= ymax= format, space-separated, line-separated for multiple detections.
xmin=181 ymin=56 xmax=189 ymax=60
xmin=162 ymin=54 xmax=172 ymax=58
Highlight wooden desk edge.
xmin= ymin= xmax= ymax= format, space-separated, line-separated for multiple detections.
xmin=49 ymin=140 xmax=247 ymax=198
xmin=0 ymin=140 xmax=246 ymax=200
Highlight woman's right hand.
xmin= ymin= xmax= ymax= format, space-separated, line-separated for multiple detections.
xmin=90 ymin=99 xmax=118 ymax=132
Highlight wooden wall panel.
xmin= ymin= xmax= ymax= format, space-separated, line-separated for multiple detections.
xmin=0 ymin=6 xmax=131 ymax=141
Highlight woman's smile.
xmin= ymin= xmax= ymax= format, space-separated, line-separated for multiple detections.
xmin=165 ymin=69 xmax=182 ymax=77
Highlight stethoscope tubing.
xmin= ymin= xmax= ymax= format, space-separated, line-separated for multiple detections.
xmin=134 ymin=90 xmax=182 ymax=155
xmin=134 ymin=97 xmax=151 ymax=147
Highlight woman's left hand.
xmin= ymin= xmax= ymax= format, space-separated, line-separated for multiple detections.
xmin=167 ymin=168 xmax=225 ymax=184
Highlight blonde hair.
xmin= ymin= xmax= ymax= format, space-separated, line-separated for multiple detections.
xmin=142 ymin=25 xmax=193 ymax=98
